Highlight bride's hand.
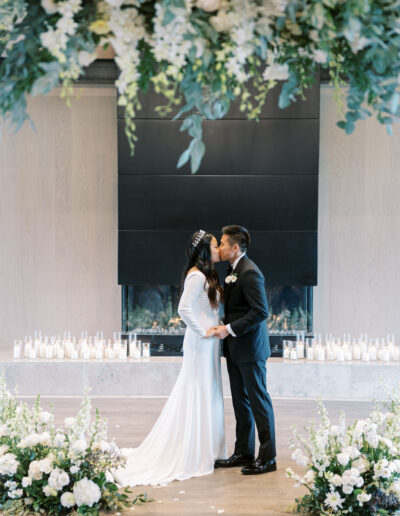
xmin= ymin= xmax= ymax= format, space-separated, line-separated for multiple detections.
xmin=204 ymin=328 xmax=216 ymax=338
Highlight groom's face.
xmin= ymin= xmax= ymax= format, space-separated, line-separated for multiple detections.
xmin=219 ymin=234 xmax=237 ymax=262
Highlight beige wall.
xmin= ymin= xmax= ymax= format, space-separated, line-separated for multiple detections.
xmin=315 ymin=85 xmax=400 ymax=338
xmin=1 ymin=83 xmax=399 ymax=346
xmin=0 ymin=87 xmax=119 ymax=345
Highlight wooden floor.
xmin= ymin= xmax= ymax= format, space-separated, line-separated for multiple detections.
xmin=23 ymin=397 xmax=375 ymax=515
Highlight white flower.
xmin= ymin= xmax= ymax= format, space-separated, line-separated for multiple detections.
xmin=325 ymin=491 xmax=344 ymax=511
xmin=342 ymin=484 xmax=353 ymax=494
xmin=342 ymin=446 xmax=360 ymax=460
xmin=78 ymin=51 xmax=98 ymax=67
xmin=0 ymin=444 xmax=9 ymax=456
xmin=73 ymin=478 xmax=101 ymax=507
xmin=70 ymin=465 xmax=80 ymax=474
xmin=303 ymin=469 xmax=315 ymax=484
xmin=24 ymin=497 xmax=33 ymax=505
xmin=39 ymin=411 xmax=52 ymax=424
xmin=41 ymin=0 xmax=58 ymax=13
xmin=312 ymin=49 xmax=328 ymax=64
xmin=43 ymin=484 xmax=58 ymax=497
xmin=337 ymin=452 xmax=350 ymax=466
xmin=28 ymin=460 xmax=43 ymax=480
xmin=291 ymin=448 xmax=308 ymax=467
xmin=352 ymin=456 xmax=369 ymax=474
xmin=53 ymin=433 xmax=66 ymax=447
xmin=210 ymin=10 xmax=234 ymax=32
xmin=330 ymin=474 xmax=342 ymax=487
xmin=64 ymin=417 xmax=77 ymax=429
xmin=263 ymin=62 xmax=289 ymax=81
xmin=48 ymin=468 xmax=70 ymax=491
xmin=374 ymin=458 xmax=395 ymax=479
xmin=22 ymin=476 xmax=32 ymax=488
xmin=357 ymin=492 xmax=371 ymax=506
xmin=390 ymin=479 xmax=400 ymax=497
xmin=196 ymin=0 xmax=220 ymax=12
xmin=105 ymin=0 xmax=124 ymax=7
xmin=0 ymin=453 xmax=19 ymax=476
xmin=225 ymin=274 xmax=238 ymax=284
xmin=61 ymin=491 xmax=76 ymax=508
xmin=92 ymin=440 xmax=111 ymax=453
xmin=71 ymin=439 xmax=87 ymax=454
xmin=365 ymin=431 xmax=380 ymax=448
xmin=18 ymin=432 xmax=51 ymax=448
xmin=8 ymin=489 xmax=23 ymax=499
xmin=5 ymin=480 xmax=17 ymax=489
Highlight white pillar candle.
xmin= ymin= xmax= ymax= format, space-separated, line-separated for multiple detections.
xmin=337 ymin=347 xmax=345 ymax=361
xmin=392 ymin=347 xmax=400 ymax=361
xmin=142 ymin=343 xmax=150 ymax=358
xmin=382 ymin=347 xmax=390 ymax=362
xmin=39 ymin=341 xmax=46 ymax=358
xmin=56 ymin=345 xmax=65 ymax=359
xmin=362 ymin=349 xmax=370 ymax=361
xmin=369 ymin=345 xmax=377 ymax=361
xmin=306 ymin=345 xmax=314 ymax=360
xmin=29 ymin=346 xmax=37 ymax=359
xmin=70 ymin=346 xmax=78 ymax=360
xmin=96 ymin=347 xmax=104 ymax=360
xmin=24 ymin=342 xmax=32 ymax=358
xmin=13 ymin=341 xmax=22 ymax=359
xmin=118 ymin=346 xmax=127 ymax=360
xmin=317 ymin=345 xmax=325 ymax=361
xmin=352 ymin=344 xmax=361 ymax=360
xmin=297 ymin=342 xmax=304 ymax=359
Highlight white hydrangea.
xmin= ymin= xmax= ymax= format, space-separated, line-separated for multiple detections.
xmin=39 ymin=411 xmax=52 ymax=424
xmin=0 ymin=453 xmax=19 ymax=476
xmin=73 ymin=478 xmax=101 ymax=507
xmin=48 ymin=468 xmax=70 ymax=490
xmin=337 ymin=452 xmax=350 ymax=466
xmin=22 ymin=476 xmax=32 ymax=488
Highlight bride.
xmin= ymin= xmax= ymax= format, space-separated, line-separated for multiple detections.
xmin=114 ymin=230 xmax=228 ymax=487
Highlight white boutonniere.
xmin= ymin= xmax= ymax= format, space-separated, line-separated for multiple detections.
xmin=225 ymin=272 xmax=238 ymax=284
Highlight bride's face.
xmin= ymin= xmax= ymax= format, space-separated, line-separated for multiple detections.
xmin=210 ymin=237 xmax=220 ymax=263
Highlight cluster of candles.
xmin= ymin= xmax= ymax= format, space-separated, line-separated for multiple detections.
xmin=12 ymin=332 xmax=150 ymax=361
xmin=283 ymin=333 xmax=397 ymax=362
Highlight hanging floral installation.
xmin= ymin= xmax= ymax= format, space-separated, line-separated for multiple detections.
xmin=1 ymin=0 xmax=400 ymax=172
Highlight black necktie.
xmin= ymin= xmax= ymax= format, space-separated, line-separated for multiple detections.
xmin=226 ymin=265 xmax=233 ymax=274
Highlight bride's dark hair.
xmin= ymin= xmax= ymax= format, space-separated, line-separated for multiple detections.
xmin=182 ymin=230 xmax=224 ymax=309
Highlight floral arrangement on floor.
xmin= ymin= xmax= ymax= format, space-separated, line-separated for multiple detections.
xmin=0 ymin=372 xmax=150 ymax=515
xmin=286 ymin=386 xmax=400 ymax=515
xmin=1 ymin=0 xmax=400 ymax=172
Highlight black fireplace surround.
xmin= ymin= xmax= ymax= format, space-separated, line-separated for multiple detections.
xmin=118 ymin=76 xmax=319 ymax=355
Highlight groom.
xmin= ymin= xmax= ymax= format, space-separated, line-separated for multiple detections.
xmin=212 ymin=225 xmax=276 ymax=475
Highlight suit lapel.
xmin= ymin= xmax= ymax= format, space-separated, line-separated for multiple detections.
xmin=224 ymin=255 xmax=247 ymax=308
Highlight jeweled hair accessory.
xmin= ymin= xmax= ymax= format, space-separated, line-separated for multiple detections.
xmin=192 ymin=229 xmax=206 ymax=249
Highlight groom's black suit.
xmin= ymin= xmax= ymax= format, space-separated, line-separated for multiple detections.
xmin=223 ymin=255 xmax=276 ymax=461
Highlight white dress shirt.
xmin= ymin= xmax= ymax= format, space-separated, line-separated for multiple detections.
xmin=226 ymin=253 xmax=246 ymax=337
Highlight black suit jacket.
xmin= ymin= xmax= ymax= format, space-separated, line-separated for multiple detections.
xmin=223 ymin=256 xmax=271 ymax=363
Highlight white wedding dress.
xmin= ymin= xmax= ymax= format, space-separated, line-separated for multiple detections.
xmin=114 ymin=270 xmax=228 ymax=487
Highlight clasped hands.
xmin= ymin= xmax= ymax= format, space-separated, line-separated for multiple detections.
xmin=204 ymin=325 xmax=229 ymax=339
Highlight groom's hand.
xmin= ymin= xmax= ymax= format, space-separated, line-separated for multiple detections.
xmin=213 ymin=325 xmax=229 ymax=339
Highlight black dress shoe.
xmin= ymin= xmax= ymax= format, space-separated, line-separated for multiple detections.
xmin=241 ymin=458 xmax=277 ymax=475
xmin=214 ymin=453 xmax=255 ymax=468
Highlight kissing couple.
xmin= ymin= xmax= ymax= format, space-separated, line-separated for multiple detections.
xmin=114 ymin=225 xmax=276 ymax=487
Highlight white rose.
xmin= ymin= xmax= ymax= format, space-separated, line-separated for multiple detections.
xmin=73 ymin=478 xmax=101 ymax=507
xmin=352 ymin=457 xmax=369 ymax=474
xmin=196 ymin=0 xmax=220 ymax=12
xmin=71 ymin=439 xmax=87 ymax=455
xmin=357 ymin=492 xmax=371 ymax=506
xmin=41 ymin=0 xmax=58 ymax=13
xmin=337 ymin=452 xmax=350 ymax=466
xmin=263 ymin=62 xmax=289 ymax=81
xmin=61 ymin=491 xmax=76 ymax=508
xmin=312 ymin=49 xmax=328 ymax=64
xmin=39 ymin=457 xmax=53 ymax=474
xmin=39 ymin=411 xmax=52 ymax=424
xmin=342 ymin=484 xmax=353 ymax=494
xmin=78 ymin=51 xmax=98 ymax=68
xmin=70 ymin=465 xmax=79 ymax=474
xmin=210 ymin=11 xmax=233 ymax=32
xmin=0 ymin=424 xmax=9 ymax=438
xmin=330 ymin=474 xmax=342 ymax=487
xmin=43 ymin=484 xmax=58 ymax=497
xmin=22 ymin=476 xmax=32 ymax=488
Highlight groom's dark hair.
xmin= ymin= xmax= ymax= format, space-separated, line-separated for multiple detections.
xmin=222 ymin=225 xmax=250 ymax=252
